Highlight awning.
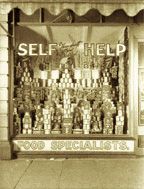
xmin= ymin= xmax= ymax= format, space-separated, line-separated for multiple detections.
xmin=0 ymin=0 xmax=144 ymax=16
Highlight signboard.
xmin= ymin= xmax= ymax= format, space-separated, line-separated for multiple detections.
xmin=13 ymin=140 xmax=135 ymax=152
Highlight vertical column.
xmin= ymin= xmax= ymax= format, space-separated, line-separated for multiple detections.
xmin=0 ymin=14 xmax=12 ymax=159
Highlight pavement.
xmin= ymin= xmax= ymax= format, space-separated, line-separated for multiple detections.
xmin=0 ymin=158 xmax=144 ymax=189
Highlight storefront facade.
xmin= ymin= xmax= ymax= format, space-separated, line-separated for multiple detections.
xmin=0 ymin=0 xmax=144 ymax=159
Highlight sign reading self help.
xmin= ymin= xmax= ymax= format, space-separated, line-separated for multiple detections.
xmin=17 ymin=43 xmax=126 ymax=57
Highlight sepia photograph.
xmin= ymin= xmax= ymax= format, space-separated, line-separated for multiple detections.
xmin=0 ymin=0 xmax=144 ymax=189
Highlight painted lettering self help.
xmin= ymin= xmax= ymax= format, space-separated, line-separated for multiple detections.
xmin=17 ymin=43 xmax=126 ymax=56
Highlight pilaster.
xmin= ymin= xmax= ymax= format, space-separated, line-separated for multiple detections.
xmin=0 ymin=13 xmax=12 ymax=159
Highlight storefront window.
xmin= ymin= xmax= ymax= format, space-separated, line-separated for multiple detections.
xmin=12 ymin=10 xmax=129 ymax=136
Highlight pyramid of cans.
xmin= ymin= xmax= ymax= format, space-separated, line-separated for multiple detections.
xmin=59 ymin=69 xmax=73 ymax=89
xmin=83 ymin=101 xmax=91 ymax=134
xmin=63 ymin=89 xmax=71 ymax=118
xmin=20 ymin=67 xmax=32 ymax=86
xmin=43 ymin=102 xmax=52 ymax=134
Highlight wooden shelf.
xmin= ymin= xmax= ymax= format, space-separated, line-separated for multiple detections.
xmin=14 ymin=134 xmax=135 ymax=140
xmin=16 ymin=22 xmax=136 ymax=27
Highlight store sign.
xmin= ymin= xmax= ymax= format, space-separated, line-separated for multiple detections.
xmin=13 ymin=140 xmax=134 ymax=152
xmin=17 ymin=43 xmax=126 ymax=57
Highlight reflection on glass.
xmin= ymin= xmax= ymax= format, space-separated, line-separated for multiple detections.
xmin=138 ymin=42 xmax=144 ymax=125
xmin=138 ymin=43 xmax=144 ymax=67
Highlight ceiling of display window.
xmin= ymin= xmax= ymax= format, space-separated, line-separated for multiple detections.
xmin=16 ymin=26 xmax=125 ymax=46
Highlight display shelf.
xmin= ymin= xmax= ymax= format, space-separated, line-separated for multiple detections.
xmin=14 ymin=134 xmax=134 ymax=140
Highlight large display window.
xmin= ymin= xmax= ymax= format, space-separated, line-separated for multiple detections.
xmin=13 ymin=24 xmax=129 ymax=137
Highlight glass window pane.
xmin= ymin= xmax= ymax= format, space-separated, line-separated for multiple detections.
xmin=138 ymin=42 xmax=144 ymax=125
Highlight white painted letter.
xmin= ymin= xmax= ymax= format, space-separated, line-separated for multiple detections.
xmin=49 ymin=43 xmax=57 ymax=55
xmin=116 ymin=44 xmax=126 ymax=56
xmin=29 ymin=44 xmax=38 ymax=56
xmin=107 ymin=44 xmax=115 ymax=56
xmin=84 ymin=43 xmax=95 ymax=56
xmin=96 ymin=44 xmax=105 ymax=56
xmin=18 ymin=43 xmax=27 ymax=56
xmin=39 ymin=44 xmax=47 ymax=55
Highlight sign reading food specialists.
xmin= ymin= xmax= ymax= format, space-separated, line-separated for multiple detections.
xmin=13 ymin=140 xmax=135 ymax=152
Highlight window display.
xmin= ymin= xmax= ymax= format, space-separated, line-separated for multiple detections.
xmin=13 ymin=26 xmax=129 ymax=136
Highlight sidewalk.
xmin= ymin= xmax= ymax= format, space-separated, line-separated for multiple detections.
xmin=0 ymin=158 xmax=144 ymax=189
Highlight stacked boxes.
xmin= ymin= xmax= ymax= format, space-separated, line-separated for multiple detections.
xmin=20 ymin=66 xmax=32 ymax=104
xmin=92 ymin=69 xmax=99 ymax=80
xmin=22 ymin=112 xmax=32 ymax=134
xmin=59 ymin=69 xmax=73 ymax=89
xmin=74 ymin=69 xmax=81 ymax=89
xmin=62 ymin=118 xmax=73 ymax=134
xmin=40 ymin=71 xmax=48 ymax=87
xmin=47 ymin=79 xmax=52 ymax=87
xmin=102 ymin=70 xmax=112 ymax=101
xmin=33 ymin=78 xmax=40 ymax=87
xmin=102 ymin=99 xmax=116 ymax=134
xmin=74 ymin=69 xmax=81 ymax=80
xmin=92 ymin=79 xmax=98 ymax=88
xmin=74 ymin=79 xmax=81 ymax=89
xmin=103 ymin=116 xmax=114 ymax=134
xmin=82 ymin=69 xmax=91 ymax=88
xmin=81 ymin=79 xmax=87 ymax=88
xmin=48 ymin=78 xmax=58 ymax=88
xmin=74 ymin=69 xmax=99 ymax=89
xmin=43 ymin=108 xmax=51 ymax=134
xmin=50 ymin=70 xmax=59 ymax=88
xmin=83 ymin=101 xmax=91 ymax=134
xmin=102 ymin=70 xmax=110 ymax=85
xmin=115 ymin=102 xmax=124 ymax=135
xmin=63 ymin=89 xmax=71 ymax=118
xmin=51 ymin=79 xmax=58 ymax=88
